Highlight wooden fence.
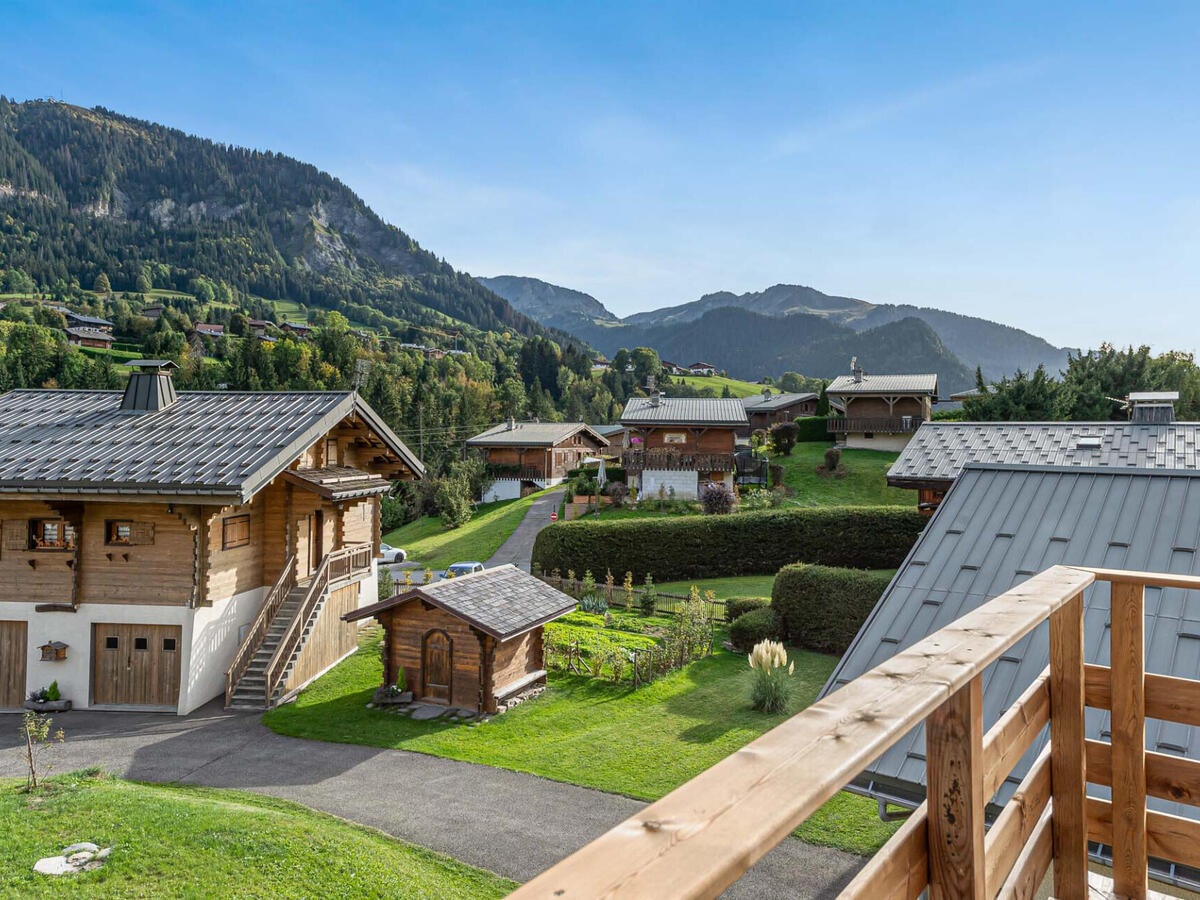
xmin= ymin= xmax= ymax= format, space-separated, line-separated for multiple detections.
xmin=536 ymin=571 xmax=728 ymax=621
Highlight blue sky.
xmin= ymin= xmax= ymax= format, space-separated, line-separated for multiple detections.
xmin=5 ymin=1 xmax=1200 ymax=351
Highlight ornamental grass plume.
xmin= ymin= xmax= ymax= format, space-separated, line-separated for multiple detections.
xmin=749 ymin=639 xmax=794 ymax=713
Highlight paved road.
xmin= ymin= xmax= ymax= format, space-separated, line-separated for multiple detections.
xmin=0 ymin=703 xmax=864 ymax=898
xmin=486 ymin=489 xmax=565 ymax=571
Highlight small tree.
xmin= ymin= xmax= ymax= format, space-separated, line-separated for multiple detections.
xmin=19 ymin=711 xmax=64 ymax=791
xmin=623 ymin=570 xmax=635 ymax=611
xmin=823 ymin=446 xmax=842 ymax=472
xmin=768 ymin=421 xmax=799 ymax=456
xmin=378 ymin=566 xmax=394 ymax=601
xmin=435 ymin=477 xmax=473 ymax=529
xmin=700 ymin=481 xmax=736 ymax=515
xmin=92 ymin=272 xmax=111 ymax=294
xmin=135 ymin=271 xmax=152 ymax=294
xmin=640 ymin=573 xmax=657 ymax=617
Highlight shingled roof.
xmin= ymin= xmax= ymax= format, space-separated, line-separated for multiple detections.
xmin=466 ymin=421 xmax=608 ymax=447
xmin=0 ymin=388 xmax=423 ymax=501
xmin=887 ymin=421 xmax=1200 ymax=487
xmin=345 ymin=564 xmax=575 ymax=640
xmin=826 ymin=373 xmax=938 ymax=395
xmin=620 ymin=396 xmax=748 ymax=426
xmin=822 ymin=464 xmax=1200 ymax=847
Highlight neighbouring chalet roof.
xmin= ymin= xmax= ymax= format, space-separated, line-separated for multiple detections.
xmin=620 ymin=396 xmax=749 ymax=427
xmin=0 ymin=388 xmax=424 ymax=501
xmin=822 ymin=464 xmax=1200 ymax=827
xmin=283 ymin=465 xmax=391 ymax=500
xmin=194 ymin=323 xmax=225 ymax=336
xmin=590 ymin=423 xmax=627 ymax=438
xmin=64 ymin=326 xmax=114 ymax=343
xmin=465 ymin=421 xmax=609 ymax=448
xmin=826 ymin=373 xmax=938 ymax=396
xmin=741 ymin=391 xmax=817 ymax=412
xmin=64 ymin=311 xmax=114 ymax=328
xmin=345 ymin=564 xmax=575 ymax=640
xmin=887 ymin=421 xmax=1200 ymax=487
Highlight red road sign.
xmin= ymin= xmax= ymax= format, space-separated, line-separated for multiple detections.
xmin=550 ymin=511 xmax=558 ymax=521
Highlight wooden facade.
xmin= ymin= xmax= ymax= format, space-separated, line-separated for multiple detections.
xmin=0 ymin=620 xmax=26 ymax=708
xmin=376 ymin=600 xmax=548 ymax=714
xmin=474 ymin=432 xmax=607 ymax=481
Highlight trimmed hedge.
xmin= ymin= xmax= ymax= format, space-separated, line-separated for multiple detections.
xmin=725 ymin=596 xmax=769 ymax=621
xmin=729 ymin=607 xmax=779 ymax=651
xmin=794 ymin=415 xmax=833 ymax=442
xmin=771 ymin=564 xmax=894 ymax=655
xmin=532 ymin=506 xmax=924 ymax=582
xmin=566 ymin=464 xmax=627 ymax=483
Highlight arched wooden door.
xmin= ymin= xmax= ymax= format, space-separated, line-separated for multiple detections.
xmin=421 ymin=630 xmax=452 ymax=704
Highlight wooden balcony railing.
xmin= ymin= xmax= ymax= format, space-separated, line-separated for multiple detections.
xmin=621 ymin=449 xmax=737 ymax=473
xmin=225 ymin=553 xmax=296 ymax=707
xmin=827 ymin=416 xmax=924 ymax=433
xmin=508 ymin=565 xmax=1200 ymax=900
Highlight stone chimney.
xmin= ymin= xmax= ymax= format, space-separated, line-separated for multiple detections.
xmin=120 ymin=360 xmax=179 ymax=415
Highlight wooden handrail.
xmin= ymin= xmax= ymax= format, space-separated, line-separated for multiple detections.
xmin=225 ymin=554 xmax=296 ymax=706
xmin=262 ymin=543 xmax=371 ymax=705
xmin=507 ymin=565 xmax=1096 ymax=899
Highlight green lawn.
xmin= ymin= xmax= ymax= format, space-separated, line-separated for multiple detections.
xmin=0 ymin=771 xmax=512 ymax=899
xmin=774 ymin=443 xmax=911 ymax=507
xmin=265 ymin=629 xmax=899 ymax=855
xmin=671 ymin=373 xmax=764 ymax=398
xmin=384 ymin=488 xmax=554 ymax=570
xmin=656 ymin=574 xmax=779 ymax=599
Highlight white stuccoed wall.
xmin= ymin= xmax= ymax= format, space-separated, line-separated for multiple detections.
xmin=640 ymin=469 xmax=701 ymax=501
xmin=482 ymin=479 xmax=523 ymax=503
xmin=842 ymin=433 xmax=914 ymax=452
xmin=184 ymin=585 xmax=267 ymax=714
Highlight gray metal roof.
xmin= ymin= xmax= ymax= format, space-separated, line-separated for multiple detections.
xmin=64 ymin=311 xmax=114 ymax=328
xmin=346 ymin=564 xmax=575 ymax=640
xmin=590 ymin=423 xmax=626 ymax=437
xmin=466 ymin=421 xmax=609 ymax=448
xmin=0 ymin=388 xmax=423 ymax=501
xmin=620 ymin=396 xmax=748 ymax=426
xmin=826 ymin=373 xmax=938 ymax=395
xmin=64 ymin=327 xmax=113 ymax=342
xmin=741 ymin=392 xmax=817 ymax=412
xmin=887 ymin=421 xmax=1200 ymax=486
xmin=823 ymin=464 xmax=1200 ymax=825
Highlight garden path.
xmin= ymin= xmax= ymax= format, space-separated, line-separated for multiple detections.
xmin=485 ymin=488 xmax=565 ymax=571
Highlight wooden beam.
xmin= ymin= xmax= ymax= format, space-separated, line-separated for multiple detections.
xmin=1084 ymin=740 xmax=1200 ymax=807
xmin=994 ymin=804 xmax=1053 ymax=900
xmin=982 ymin=669 xmax=1049 ymax=799
xmin=1049 ymin=590 xmax=1088 ymax=900
xmin=927 ymin=676 xmax=985 ymax=900
xmin=1085 ymin=664 xmax=1200 ymax=728
xmin=984 ymin=746 xmax=1051 ymax=898
xmin=1087 ymin=797 xmax=1200 ymax=871
xmin=839 ymin=802 xmax=928 ymax=900
xmin=1071 ymin=566 xmax=1200 ymax=591
xmin=505 ymin=565 xmax=1094 ymax=900
xmin=1109 ymin=580 xmax=1147 ymax=900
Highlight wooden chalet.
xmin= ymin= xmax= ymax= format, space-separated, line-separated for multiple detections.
xmin=65 ymin=327 xmax=115 ymax=349
xmin=619 ymin=394 xmax=748 ymax=500
xmin=194 ymin=323 xmax=225 ymax=338
xmin=0 ymin=360 xmax=423 ymax=714
xmin=64 ymin=311 xmax=114 ymax=333
xmin=687 ymin=361 xmax=718 ymax=375
xmin=825 ymin=359 xmax=936 ymax=450
xmin=739 ymin=388 xmax=818 ymax=435
xmin=466 ymin=420 xmax=609 ymax=502
xmin=345 ymin=564 xmax=574 ymax=714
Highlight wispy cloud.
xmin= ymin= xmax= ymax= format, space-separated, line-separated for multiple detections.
xmin=770 ymin=58 xmax=1050 ymax=158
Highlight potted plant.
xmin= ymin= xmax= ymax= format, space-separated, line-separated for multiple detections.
xmin=24 ymin=681 xmax=71 ymax=713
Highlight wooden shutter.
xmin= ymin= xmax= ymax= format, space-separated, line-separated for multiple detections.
xmin=3 ymin=520 xmax=27 ymax=551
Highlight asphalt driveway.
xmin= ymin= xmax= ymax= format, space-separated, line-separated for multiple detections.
xmin=0 ymin=702 xmax=864 ymax=898
xmin=485 ymin=488 xmax=565 ymax=571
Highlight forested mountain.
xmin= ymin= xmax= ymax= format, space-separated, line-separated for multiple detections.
xmin=484 ymin=275 xmax=1070 ymax=384
xmin=0 ymin=98 xmax=550 ymax=339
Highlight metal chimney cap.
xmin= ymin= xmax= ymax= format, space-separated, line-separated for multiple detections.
xmin=128 ymin=359 xmax=179 ymax=370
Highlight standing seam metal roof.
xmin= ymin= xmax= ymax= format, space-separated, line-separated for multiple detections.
xmin=887 ymin=421 xmax=1200 ymax=485
xmin=0 ymin=388 xmax=423 ymax=500
xmin=620 ymin=396 xmax=748 ymax=426
xmin=740 ymin=392 xmax=818 ymax=412
xmin=465 ymin=422 xmax=609 ymax=447
xmin=826 ymin=373 xmax=938 ymax=395
xmin=822 ymin=464 xmax=1200 ymax=829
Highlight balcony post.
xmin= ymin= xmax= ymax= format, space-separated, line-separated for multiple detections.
xmin=1049 ymin=590 xmax=1088 ymax=900
xmin=926 ymin=674 xmax=985 ymax=900
xmin=1110 ymin=580 xmax=1147 ymax=900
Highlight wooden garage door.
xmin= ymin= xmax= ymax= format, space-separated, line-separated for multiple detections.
xmin=92 ymin=624 xmax=182 ymax=708
xmin=0 ymin=621 xmax=27 ymax=708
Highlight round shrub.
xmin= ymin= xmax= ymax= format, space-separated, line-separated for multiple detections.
xmin=700 ymin=481 xmax=736 ymax=515
xmin=729 ymin=606 xmax=779 ymax=651
xmin=725 ymin=596 xmax=769 ymax=622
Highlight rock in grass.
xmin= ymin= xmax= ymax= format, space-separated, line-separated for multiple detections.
xmin=34 ymin=856 xmax=73 ymax=876
xmin=62 ymin=843 xmax=99 ymax=855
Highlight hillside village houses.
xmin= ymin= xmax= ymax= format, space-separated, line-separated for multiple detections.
xmin=466 ymin=420 xmax=609 ymax=502
xmin=619 ymin=393 xmax=747 ymax=500
xmin=825 ymin=358 xmax=937 ymax=450
xmin=0 ymin=360 xmax=424 ymax=714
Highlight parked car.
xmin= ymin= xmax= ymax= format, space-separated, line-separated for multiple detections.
xmin=443 ymin=561 xmax=485 ymax=578
xmin=378 ymin=542 xmax=407 ymax=564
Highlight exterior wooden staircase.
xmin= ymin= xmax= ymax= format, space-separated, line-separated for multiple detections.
xmin=225 ymin=544 xmax=371 ymax=710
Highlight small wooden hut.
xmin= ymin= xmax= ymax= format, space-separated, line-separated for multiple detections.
xmin=344 ymin=564 xmax=575 ymax=714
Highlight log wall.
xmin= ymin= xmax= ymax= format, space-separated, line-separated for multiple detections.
xmin=381 ymin=602 xmax=484 ymax=710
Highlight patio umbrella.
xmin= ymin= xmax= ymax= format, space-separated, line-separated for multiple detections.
xmin=596 ymin=458 xmax=607 ymax=490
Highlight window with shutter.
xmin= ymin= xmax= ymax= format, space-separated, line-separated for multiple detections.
xmin=222 ymin=515 xmax=250 ymax=550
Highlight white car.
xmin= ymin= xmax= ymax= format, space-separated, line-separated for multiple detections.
xmin=378 ymin=542 xmax=407 ymax=564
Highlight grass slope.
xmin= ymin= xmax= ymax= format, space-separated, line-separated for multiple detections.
xmin=384 ymin=488 xmax=554 ymax=569
xmin=671 ymin=374 xmax=764 ymax=397
xmin=774 ymin=443 xmax=911 ymax=507
xmin=265 ymin=630 xmax=899 ymax=855
xmin=0 ymin=771 xmax=513 ymax=899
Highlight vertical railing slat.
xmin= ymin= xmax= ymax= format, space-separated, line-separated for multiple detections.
xmin=1049 ymin=590 xmax=1089 ymax=900
xmin=1111 ymin=580 xmax=1147 ymax=899
xmin=927 ymin=674 xmax=985 ymax=900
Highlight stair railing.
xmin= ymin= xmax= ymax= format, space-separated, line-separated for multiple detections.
xmin=262 ymin=543 xmax=370 ymax=705
xmin=225 ymin=554 xmax=296 ymax=707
